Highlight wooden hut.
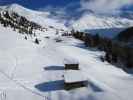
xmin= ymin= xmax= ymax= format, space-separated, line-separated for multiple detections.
xmin=64 ymin=58 xmax=79 ymax=70
xmin=64 ymin=70 xmax=88 ymax=90
xmin=65 ymin=64 xmax=79 ymax=70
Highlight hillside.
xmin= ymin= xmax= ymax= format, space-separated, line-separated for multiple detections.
xmin=0 ymin=4 xmax=67 ymax=30
xmin=1 ymin=22 xmax=133 ymax=100
xmin=0 ymin=4 xmax=133 ymax=100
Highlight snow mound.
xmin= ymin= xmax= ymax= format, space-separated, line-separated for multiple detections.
xmin=63 ymin=58 xmax=79 ymax=64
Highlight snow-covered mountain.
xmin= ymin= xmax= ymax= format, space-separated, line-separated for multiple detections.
xmin=0 ymin=4 xmax=133 ymax=100
xmin=72 ymin=13 xmax=133 ymax=30
xmin=71 ymin=13 xmax=133 ymax=38
xmin=0 ymin=4 xmax=67 ymax=30
xmin=1 ymin=3 xmax=133 ymax=38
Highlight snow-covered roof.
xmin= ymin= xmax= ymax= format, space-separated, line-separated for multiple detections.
xmin=63 ymin=58 xmax=79 ymax=64
xmin=64 ymin=70 xmax=87 ymax=83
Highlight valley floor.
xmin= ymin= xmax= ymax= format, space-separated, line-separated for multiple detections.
xmin=0 ymin=26 xmax=133 ymax=100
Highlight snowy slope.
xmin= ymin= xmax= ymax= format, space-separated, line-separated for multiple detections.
xmin=0 ymin=3 xmax=133 ymax=100
xmin=0 ymin=23 xmax=133 ymax=100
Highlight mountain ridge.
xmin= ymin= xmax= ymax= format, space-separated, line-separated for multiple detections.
xmin=1 ymin=4 xmax=133 ymax=30
xmin=0 ymin=3 xmax=67 ymax=30
xmin=0 ymin=3 xmax=133 ymax=38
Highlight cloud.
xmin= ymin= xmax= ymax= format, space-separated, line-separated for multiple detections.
xmin=37 ymin=0 xmax=133 ymax=26
xmin=38 ymin=0 xmax=133 ymax=20
xmin=38 ymin=2 xmax=81 ymax=21
xmin=80 ymin=0 xmax=133 ymax=13
xmin=38 ymin=5 xmax=68 ymax=21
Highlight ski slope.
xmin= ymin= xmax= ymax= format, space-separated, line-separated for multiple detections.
xmin=0 ymin=24 xmax=133 ymax=100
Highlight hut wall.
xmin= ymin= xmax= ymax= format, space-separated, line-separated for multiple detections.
xmin=65 ymin=64 xmax=79 ymax=70
xmin=64 ymin=81 xmax=87 ymax=90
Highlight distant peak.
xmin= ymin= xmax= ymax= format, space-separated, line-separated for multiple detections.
xmin=0 ymin=3 xmax=27 ymax=12
xmin=8 ymin=3 xmax=27 ymax=10
xmin=9 ymin=3 xmax=22 ymax=7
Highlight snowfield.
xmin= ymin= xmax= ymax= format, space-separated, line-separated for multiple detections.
xmin=0 ymin=24 xmax=133 ymax=100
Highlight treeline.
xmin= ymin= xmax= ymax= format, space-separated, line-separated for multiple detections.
xmin=72 ymin=31 xmax=133 ymax=70
xmin=116 ymin=27 xmax=133 ymax=42
xmin=0 ymin=10 xmax=42 ymax=36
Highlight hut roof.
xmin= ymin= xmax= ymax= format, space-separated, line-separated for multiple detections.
xmin=64 ymin=70 xmax=87 ymax=83
xmin=63 ymin=58 xmax=79 ymax=64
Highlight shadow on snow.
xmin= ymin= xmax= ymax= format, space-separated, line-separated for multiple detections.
xmin=44 ymin=65 xmax=64 ymax=71
xmin=35 ymin=80 xmax=64 ymax=92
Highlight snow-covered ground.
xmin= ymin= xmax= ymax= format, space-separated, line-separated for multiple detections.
xmin=0 ymin=24 xmax=133 ymax=100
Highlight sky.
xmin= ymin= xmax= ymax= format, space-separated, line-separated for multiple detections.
xmin=0 ymin=0 xmax=133 ymax=20
xmin=0 ymin=0 xmax=80 ymax=9
xmin=0 ymin=0 xmax=133 ymax=11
